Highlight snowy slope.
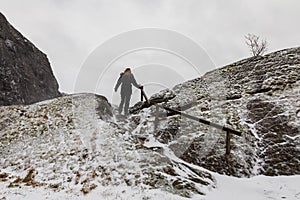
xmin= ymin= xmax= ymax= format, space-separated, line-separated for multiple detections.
xmin=0 ymin=94 xmax=214 ymax=199
xmin=1 ymin=93 xmax=299 ymax=200
xmin=1 ymin=172 xmax=300 ymax=199
xmin=1 ymin=47 xmax=300 ymax=199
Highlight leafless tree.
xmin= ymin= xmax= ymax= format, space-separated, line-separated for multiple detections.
xmin=245 ymin=33 xmax=268 ymax=56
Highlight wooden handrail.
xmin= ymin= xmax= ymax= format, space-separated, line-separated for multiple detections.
xmin=140 ymin=87 xmax=150 ymax=104
xmin=140 ymin=87 xmax=242 ymax=159
xmin=139 ymin=87 xmax=241 ymax=136
xmin=161 ymin=105 xmax=241 ymax=136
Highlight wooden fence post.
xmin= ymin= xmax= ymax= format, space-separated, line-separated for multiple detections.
xmin=225 ymin=131 xmax=231 ymax=161
xmin=154 ymin=104 xmax=159 ymax=131
xmin=140 ymin=86 xmax=144 ymax=102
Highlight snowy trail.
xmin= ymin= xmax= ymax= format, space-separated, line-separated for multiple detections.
xmin=206 ymin=174 xmax=300 ymax=200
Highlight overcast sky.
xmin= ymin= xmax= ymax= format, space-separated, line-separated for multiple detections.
xmin=1 ymin=0 xmax=300 ymax=103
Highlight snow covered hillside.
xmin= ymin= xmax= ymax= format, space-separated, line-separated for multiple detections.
xmin=0 ymin=93 xmax=214 ymax=199
xmin=1 ymin=94 xmax=299 ymax=200
xmin=1 ymin=47 xmax=300 ymax=199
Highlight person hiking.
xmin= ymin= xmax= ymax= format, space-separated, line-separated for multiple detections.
xmin=114 ymin=68 xmax=141 ymax=115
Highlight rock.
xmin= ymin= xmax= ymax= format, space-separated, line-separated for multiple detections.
xmin=0 ymin=12 xmax=60 ymax=106
xmin=129 ymin=101 xmax=146 ymax=114
xmin=247 ymin=98 xmax=300 ymax=175
xmin=80 ymin=183 xmax=97 ymax=194
xmin=0 ymin=173 xmax=8 ymax=182
xmin=149 ymin=88 xmax=176 ymax=103
xmin=129 ymin=89 xmax=175 ymax=114
xmin=133 ymin=47 xmax=300 ymax=177
xmin=22 ymin=169 xmax=35 ymax=183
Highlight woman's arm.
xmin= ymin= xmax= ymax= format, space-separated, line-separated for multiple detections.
xmin=131 ymin=74 xmax=140 ymax=88
xmin=114 ymin=76 xmax=123 ymax=92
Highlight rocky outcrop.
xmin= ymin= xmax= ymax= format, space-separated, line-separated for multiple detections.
xmin=0 ymin=12 xmax=60 ymax=106
xmin=131 ymin=47 xmax=300 ymax=177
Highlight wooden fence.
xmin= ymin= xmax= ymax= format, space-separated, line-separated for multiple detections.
xmin=139 ymin=87 xmax=242 ymax=160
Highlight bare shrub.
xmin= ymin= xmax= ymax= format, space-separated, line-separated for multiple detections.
xmin=245 ymin=33 xmax=268 ymax=56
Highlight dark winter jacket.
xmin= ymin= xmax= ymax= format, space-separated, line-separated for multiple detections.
xmin=115 ymin=73 xmax=140 ymax=95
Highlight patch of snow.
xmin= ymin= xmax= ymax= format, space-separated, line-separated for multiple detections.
xmin=1 ymin=174 xmax=299 ymax=200
xmin=206 ymin=174 xmax=300 ymax=200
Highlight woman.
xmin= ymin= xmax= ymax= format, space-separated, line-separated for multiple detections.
xmin=114 ymin=68 xmax=141 ymax=115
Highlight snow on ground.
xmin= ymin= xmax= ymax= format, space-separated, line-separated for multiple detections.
xmin=1 ymin=174 xmax=299 ymax=200
xmin=0 ymin=94 xmax=212 ymax=199
xmin=206 ymin=174 xmax=300 ymax=200
xmin=0 ymin=181 xmax=192 ymax=200
xmin=1 ymin=94 xmax=299 ymax=200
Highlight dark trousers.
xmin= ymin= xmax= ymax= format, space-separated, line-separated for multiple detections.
xmin=119 ymin=92 xmax=131 ymax=115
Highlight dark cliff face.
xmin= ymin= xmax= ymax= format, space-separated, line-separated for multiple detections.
xmin=0 ymin=12 xmax=60 ymax=106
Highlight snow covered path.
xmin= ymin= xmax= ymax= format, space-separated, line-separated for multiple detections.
xmin=206 ymin=174 xmax=300 ymax=200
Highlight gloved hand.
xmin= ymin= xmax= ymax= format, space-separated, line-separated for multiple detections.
xmin=139 ymin=85 xmax=143 ymax=89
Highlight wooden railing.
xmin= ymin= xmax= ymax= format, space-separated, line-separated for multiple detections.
xmin=139 ymin=87 xmax=242 ymax=160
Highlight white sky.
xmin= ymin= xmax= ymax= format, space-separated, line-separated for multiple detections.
xmin=1 ymin=0 xmax=300 ymax=103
